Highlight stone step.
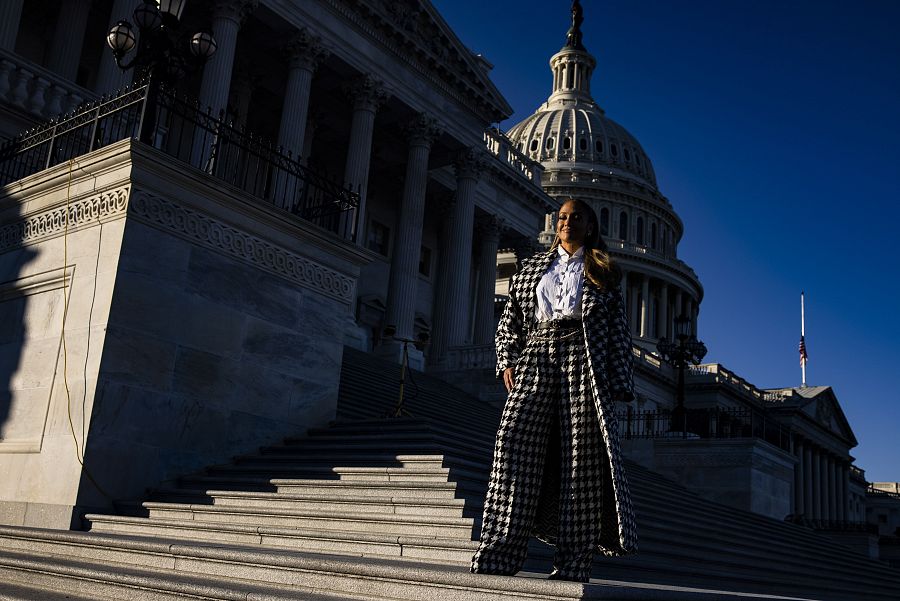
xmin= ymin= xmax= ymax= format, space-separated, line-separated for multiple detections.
xmin=0 ymin=577 xmax=119 ymax=601
xmin=278 ymin=435 xmax=494 ymax=465
xmin=0 ymin=526 xmax=812 ymax=601
xmin=0 ymin=549 xmax=350 ymax=601
xmin=308 ymin=419 xmax=498 ymax=448
xmin=175 ymin=474 xmax=464 ymax=495
xmin=236 ymin=453 xmax=448 ymax=469
xmin=136 ymin=502 xmax=475 ymax=538
xmin=84 ymin=515 xmax=478 ymax=563
xmin=147 ymin=489 xmax=467 ymax=518
xmin=201 ymin=465 xmax=453 ymax=483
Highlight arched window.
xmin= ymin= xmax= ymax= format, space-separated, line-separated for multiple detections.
xmin=595 ymin=139 xmax=603 ymax=153
xmin=624 ymin=148 xmax=631 ymax=162
xmin=546 ymin=137 xmax=555 ymax=150
xmin=563 ymin=136 xmax=571 ymax=150
xmin=611 ymin=143 xmax=619 ymax=157
xmin=579 ymin=137 xmax=587 ymax=151
xmin=530 ymin=139 xmax=538 ymax=152
xmin=600 ymin=207 xmax=610 ymax=236
xmin=636 ymin=216 xmax=644 ymax=244
xmin=651 ymin=222 xmax=658 ymax=249
xmin=618 ymin=212 xmax=628 ymax=240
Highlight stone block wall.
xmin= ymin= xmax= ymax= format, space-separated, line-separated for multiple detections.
xmin=0 ymin=140 xmax=370 ymax=527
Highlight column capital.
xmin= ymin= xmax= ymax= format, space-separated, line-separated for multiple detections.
xmin=454 ymin=147 xmax=485 ymax=181
xmin=212 ymin=0 xmax=258 ymax=24
xmin=403 ymin=113 xmax=442 ymax=147
xmin=283 ymin=27 xmax=330 ymax=71
xmin=475 ymin=214 xmax=504 ymax=242
xmin=344 ymin=75 xmax=390 ymax=113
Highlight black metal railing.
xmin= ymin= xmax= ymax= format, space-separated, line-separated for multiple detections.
xmin=617 ymin=406 xmax=791 ymax=451
xmin=0 ymin=79 xmax=359 ymax=240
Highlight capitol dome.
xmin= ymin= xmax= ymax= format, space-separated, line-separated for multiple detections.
xmin=503 ymin=0 xmax=703 ymax=351
xmin=505 ymin=17 xmax=656 ymax=188
xmin=508 ymin=105 xmax=657 ymax=188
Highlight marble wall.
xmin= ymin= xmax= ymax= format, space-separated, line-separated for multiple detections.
xmin=0 ymin=140 xmax=370 ymax=526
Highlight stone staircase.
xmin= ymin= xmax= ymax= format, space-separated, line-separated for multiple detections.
xmin=0 ymin=346 xmax=897 ymax=600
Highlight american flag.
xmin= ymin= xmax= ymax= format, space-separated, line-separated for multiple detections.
xmin=799 ymin=335 xmax=808 ymax=365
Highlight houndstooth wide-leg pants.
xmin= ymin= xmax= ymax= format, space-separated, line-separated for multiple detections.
xmin=471 ymin=325 xmax=607 ymax=582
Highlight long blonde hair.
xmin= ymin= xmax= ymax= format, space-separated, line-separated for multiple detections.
xmin=549 ymin=198 xmax=621 ymax=290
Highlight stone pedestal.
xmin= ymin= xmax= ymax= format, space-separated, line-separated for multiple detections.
xmin=0 ymin=139 xmax=370 ymax=527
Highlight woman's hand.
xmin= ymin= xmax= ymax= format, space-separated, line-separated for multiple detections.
xmin=503 ymin=366 xmax=516 ymax=392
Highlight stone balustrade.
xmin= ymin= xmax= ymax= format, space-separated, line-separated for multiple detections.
xmin=0 ymin=48 xmax=94 ymax=123
xmin=483 ymin=128 xmax=543 ymax=188
xmin=445 ymin=343 xmax=495 ymax=370
xmin=688 ymin=362 xmax=783 ymax=404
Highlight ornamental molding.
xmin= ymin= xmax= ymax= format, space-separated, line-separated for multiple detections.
xmin=283 ymin=27 xmax=331 ymax=71
xmin=321 ymin=0 xmax=509 ymax=123
xmin=0 ymin=186 xmax=130 ymax=253
xmin=128 ymin=192 xmax=354 ymax=303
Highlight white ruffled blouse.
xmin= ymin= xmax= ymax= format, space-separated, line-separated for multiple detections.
xmin=534 ymin=245 xmax=585 ymax=322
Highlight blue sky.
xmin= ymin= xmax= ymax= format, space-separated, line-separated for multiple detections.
xmin=431 ymin=0 xmax=900 ymax=482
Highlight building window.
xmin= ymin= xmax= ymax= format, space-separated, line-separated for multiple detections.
xmin=611 ymin=143 xmax=619 ymax=157
xmin=530 ymin=139 xmax=538 ymax=152
xmin=579 ymin=137 xmax=587 ymax=151
xmin=546 ymin=137 xmax=555 ymax=150
xmin=624 ymin=148 xmax=631 ymax=162
xmin=563 ymin=136 xmax=571 ymax=150
xmin=600 ymin=207 xmax=609 ymax=236
xmin=419 ymin=245 xmax=432 ymax=277
xmin=651 ymin=222 xmax=658 ymax=249
xmin=636 ymin=216 xmax=644 ymax=244
xmin=366 ymin=220 xmax=390 ymax=256
xmin=595 ymin=139 xmax=603 ymax=153
xmin=618 ymin=211 xmax=628 ymax=240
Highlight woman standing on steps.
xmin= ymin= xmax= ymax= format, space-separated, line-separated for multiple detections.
xmin=470 ymin=198 xmax=638 ymax=582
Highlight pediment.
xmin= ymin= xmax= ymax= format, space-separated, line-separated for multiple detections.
xmin=344 ymin=0 xmax=513 ymax=122
xmin=797 ymin=387 xmax=857 ymax=445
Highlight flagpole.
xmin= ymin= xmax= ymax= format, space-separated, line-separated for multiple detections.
xmin=800 ymin=292 xmax=807 ymax=387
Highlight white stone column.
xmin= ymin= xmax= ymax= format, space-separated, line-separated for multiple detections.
xmin=812 ymin=450 xmax=821 ymax=520
xmin=795 ymin=439 xmax=805 ymax=516
xmin=674 ymin=288 xmax=683 ymax=320
xmin=381 ymin=114 xmax=442 ymax=361
xmin=443 ymin=149 xmax=482 ymax=347
xmin=657 ymin=282 xmax=668 ymax=340
xmin=473 ymin=216 xmax=502 ymax=346
xmin=619 ymin=269 xmax=627 ymax=296
xmin=94 ymin=0 xmax=142 ymax=94
xmin=640 ymin=275 xmax=650 ymax=337
xmin=628 ymin=282 xmax=639 ymax=335
xmin=279 ymin=29 xmax=329 ymax=157
xmin=834 ymin=459 xmax=843 ymax=522
xmin=198 ymin=0 xmax=257 ymax=117
xmin=342 ymin=75 xmax=388 ymax=242
xmin=47 ymin=0 xmax=93 ymax=81
xmin=841 ymin=464 xmax=850 ymax=521
xmin=0 ymin=0 xmax=24 ymax=51
xmin=825 ymin=455 xmax=834 ymax=521
xmin=803 ymin=444 xmax=813 ymax=517
xmin=691 ymin=300 xmax=699 ymax=336
xmin=428 ymin=195 xmax=456 ymax=367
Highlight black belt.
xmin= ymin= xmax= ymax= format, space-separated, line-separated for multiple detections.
xmin=534 ymin=318 xmax=582 ymax=331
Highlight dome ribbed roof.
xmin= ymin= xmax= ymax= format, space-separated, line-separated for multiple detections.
xmin=506 ymin=102 xmax=657 ymax=188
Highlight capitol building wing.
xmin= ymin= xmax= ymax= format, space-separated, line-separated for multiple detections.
xmin=0 ymin=0 xmax=896 ymax=577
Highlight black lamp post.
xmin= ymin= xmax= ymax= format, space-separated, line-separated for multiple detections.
xmin=656 ymin=315 xmax=707 ymax=437
xmin=106 ymin=0 xmax=217 ymax=143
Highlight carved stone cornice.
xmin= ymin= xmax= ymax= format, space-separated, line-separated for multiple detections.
xmin=453 ymin=147 xmax=485 ymax=181
xmin=322 ymin=0 xmax=511 ymax=123
xmin=283 ymin=27 xmax=331 ymax=72
xmin=403 ymin=113 xmax=442 ymax=147
xmin=212 ymin=0 xmax=258 ymax=25
xmin=0 ymin=187 xmax=130 ymax=253
xmin=128 ymin=192 xmax=354 ymax=303
xmin=343 ymin=75 xmax=390 ymax=113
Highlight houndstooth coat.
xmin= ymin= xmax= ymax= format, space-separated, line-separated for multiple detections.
xmin=495 ymin=248 xmax=638 ymax=557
